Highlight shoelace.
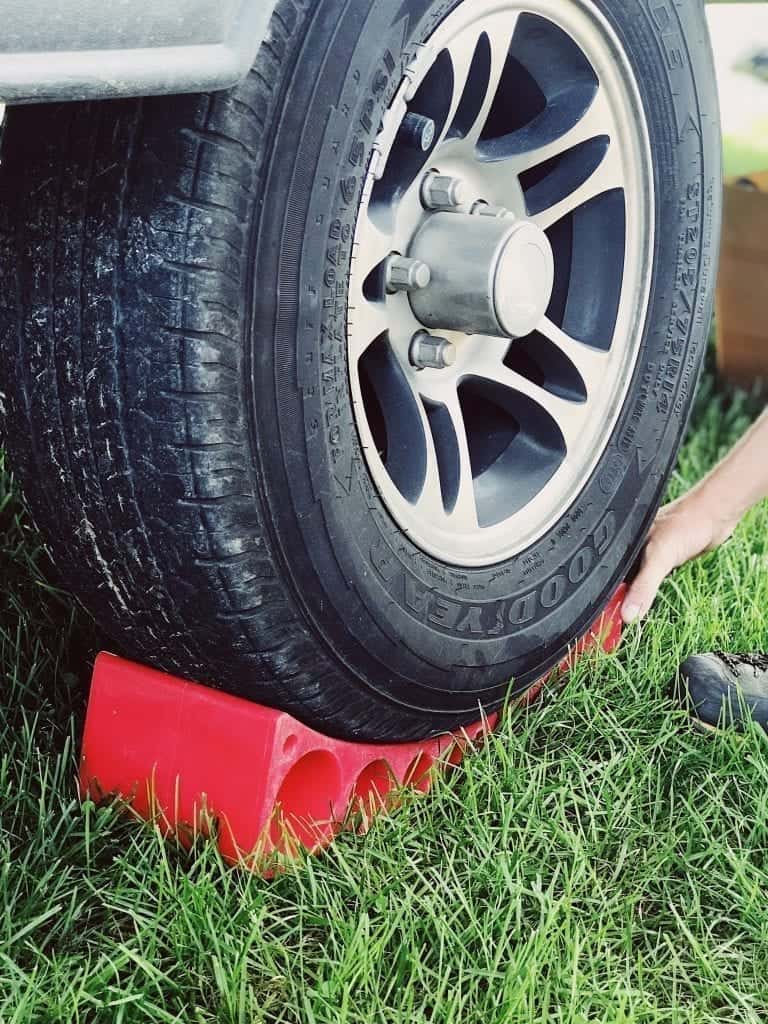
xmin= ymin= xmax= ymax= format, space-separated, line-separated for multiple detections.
xmin=715 ymin=651 xmax=768 ymax=675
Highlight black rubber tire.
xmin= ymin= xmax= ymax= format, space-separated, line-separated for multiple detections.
xmin=0 ymin=0 xmax=721 ymax=741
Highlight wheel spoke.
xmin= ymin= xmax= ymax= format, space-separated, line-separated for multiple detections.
xmin=441 ymin=32 xmax=486 ymax=140
xmin=511 ymin=85 xmax=613 ymax=175
xmin=470 ymin=347 xmax=587 ymax=452
xmin=416 ymin=42 xmax=480 ymax=158
xmin=358 ymin=336 xmax=431 ymax=503
xmin=347 ymin=298 xmax=390 ymax=364
xmin=473 ymin=86 xmax=617 ymax=217
xmin=442 ymin=392 xmax=479 ymax=531
xmin=414 ymin=379 xmax=479 ymax=530
xmin=446 ymin=12 xmax=520 ymax=150
xmin=531 ymin=134 xmax=623 ymax=231
xmin=348 ymin=216 xmax=400 ymax=363
xmin=353 ymin=215 xmax=396 ymax=288
xmin=410 ymin=389 xmax=449 ymax=521
xmin=537 ymin=317 xmax=610 ymax=391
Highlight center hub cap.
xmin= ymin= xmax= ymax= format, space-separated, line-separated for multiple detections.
xmin=408 ymin=212 xmax=555 ymax=337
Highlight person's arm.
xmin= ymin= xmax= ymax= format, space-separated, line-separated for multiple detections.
xmin=622 ymin=410 xmax=768 ymax=623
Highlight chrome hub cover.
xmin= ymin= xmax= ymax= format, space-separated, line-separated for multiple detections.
xmin=409 ymin=211 xmax=555 ymax=337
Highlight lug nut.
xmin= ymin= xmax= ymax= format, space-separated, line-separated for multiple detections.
xmin=399 ymin=113 xmax=436 ymax=152
xmin=410 ymin=331 xmax=457 ymax=370
xmin=421 ymin=171 xmax=468 ymax=210
xmin=471 ymin=200 xmax=512 ymax=218
xmin=385 ymin=254 xmax=431 ymax=294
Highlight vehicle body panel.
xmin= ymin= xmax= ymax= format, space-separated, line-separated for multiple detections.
xmin=0 ymin=0 xmax=277 ymax=102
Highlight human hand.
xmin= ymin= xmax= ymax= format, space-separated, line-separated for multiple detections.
xmin=621 ymin=491 xmax=738 ymax=624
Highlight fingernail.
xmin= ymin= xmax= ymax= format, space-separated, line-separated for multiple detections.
xmin=622 ymin=603 xmax=642 ymax=624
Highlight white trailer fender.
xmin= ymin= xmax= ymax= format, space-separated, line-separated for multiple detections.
xmin=0 ymin=0 xmax=280 ymax=103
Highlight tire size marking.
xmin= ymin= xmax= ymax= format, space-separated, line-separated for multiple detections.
xmin=308 ymin=44 xmax=405 ymax=480
xmin=661 ymin=180 xmax=703 ymax=419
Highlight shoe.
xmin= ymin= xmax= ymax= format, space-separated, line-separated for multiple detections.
xmin=673 ymin=652 xmax=768 ymax=732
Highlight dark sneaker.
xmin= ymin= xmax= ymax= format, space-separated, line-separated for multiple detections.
xmin=673 ymin=652 xmax=768 ymax=732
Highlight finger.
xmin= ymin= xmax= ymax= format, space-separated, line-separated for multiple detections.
xmin=621 ymin=541 xmax=676 ymax=623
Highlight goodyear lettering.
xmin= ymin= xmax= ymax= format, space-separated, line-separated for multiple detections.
xmin=367 ymin=512 xmax=619 ymax=637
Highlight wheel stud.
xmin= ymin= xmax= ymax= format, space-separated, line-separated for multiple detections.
xmin=409 ymin=331 xmax=457 ymax=370
xmin=385 ymin=254 xmax=431 ymax=294
xmin=471 ymin=200 xmax=511 ymax=218
xmin=421 ymin=171 xmax=468 ymax=210
xmin=399 ymin=113 xmax=436 ymax=151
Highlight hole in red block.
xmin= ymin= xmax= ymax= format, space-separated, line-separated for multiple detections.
xmin=352 ymin=759 xmax=394 ymax=811
xmin=446 ymin=741 xmax=466 ymax=767
xmin=404 ymin=752 xmax=434 ymax=793
xmin=282 ymin=734 xmax=298 ymax=756
xmin=269 ymin=750 xmax=342 ymax=851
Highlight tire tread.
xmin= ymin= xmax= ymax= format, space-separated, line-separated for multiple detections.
xmin=0 ymin=0 xmax=447 ymax=740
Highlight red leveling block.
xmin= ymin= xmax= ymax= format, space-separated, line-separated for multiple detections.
xmin=80 ymin=586 xmax=626 ymax=869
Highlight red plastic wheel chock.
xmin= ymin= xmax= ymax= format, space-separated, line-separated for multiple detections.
xmin=79 ymin=585 xmax=625 ymax=868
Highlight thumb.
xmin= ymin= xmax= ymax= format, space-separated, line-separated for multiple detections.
xmin=621 ymin=540 xmax=676 ymax=624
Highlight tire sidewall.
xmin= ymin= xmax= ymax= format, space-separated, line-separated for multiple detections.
xmin=250 ymin=0 xmax=720 ymax=713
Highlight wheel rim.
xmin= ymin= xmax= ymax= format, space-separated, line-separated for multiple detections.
xmin=348 ymin=0 xmax=654 ymax=567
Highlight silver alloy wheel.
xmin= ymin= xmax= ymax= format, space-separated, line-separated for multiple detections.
xmin=348 ymin=0 xmax=654 ymax=567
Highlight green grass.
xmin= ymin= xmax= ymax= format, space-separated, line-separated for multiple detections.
xmin=723 ymin=133 xmax=768 ymax=178
xmin=1 ymin=365 xmax=768 ymax=1023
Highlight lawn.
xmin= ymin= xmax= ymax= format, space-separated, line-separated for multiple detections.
xmin=0 ymin=357 xmax=767 ymax=1023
